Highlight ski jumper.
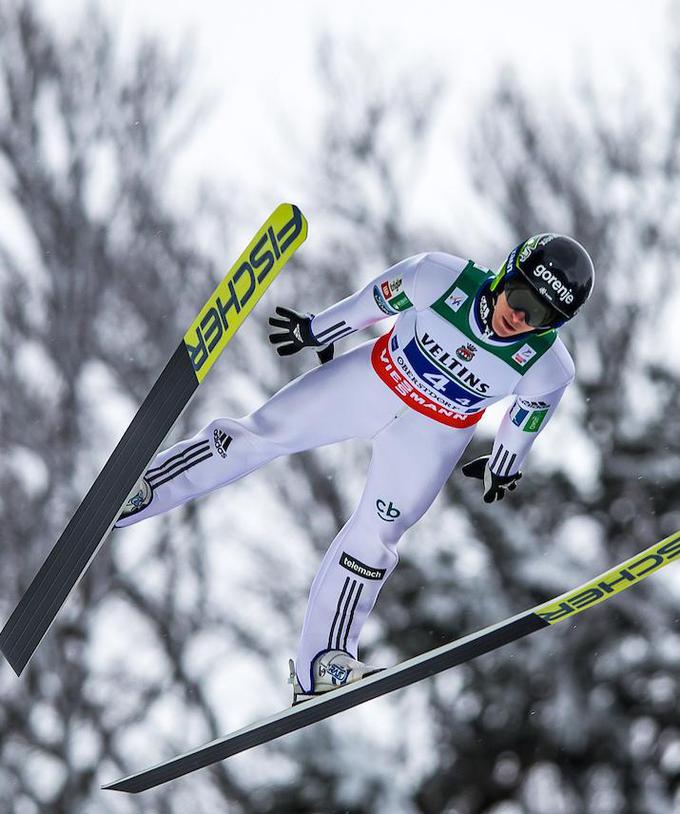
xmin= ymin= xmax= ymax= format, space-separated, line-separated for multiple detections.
xmin=117 ymin=252 xmax=575 ymax=692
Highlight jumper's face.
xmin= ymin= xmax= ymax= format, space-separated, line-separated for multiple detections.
xmin=491 ymin=292 xmax=533 ymax=337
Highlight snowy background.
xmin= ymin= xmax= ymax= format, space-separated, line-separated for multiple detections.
xmin=1 ymin=1 xmax=680 ymax=812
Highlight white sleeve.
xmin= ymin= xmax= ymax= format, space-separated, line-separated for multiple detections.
xmin=409 ymin=252 xmax=468 ymax=309
xmin=487 ymin=339 xmax=575 ymax=477
xmin=309 ymin=252 xmax=466 ymax=346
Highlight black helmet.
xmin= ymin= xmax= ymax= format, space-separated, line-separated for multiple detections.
xmin=495 ymin=234 xmax=595 ymax=327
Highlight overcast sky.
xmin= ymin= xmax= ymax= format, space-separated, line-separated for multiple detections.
xmin=39 ymin=0 xmax=671 ymax=240
xmin=29 ymin=0 xmax=675 ymax=468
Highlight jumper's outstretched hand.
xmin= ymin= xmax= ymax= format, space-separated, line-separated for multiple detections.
xmin=268 ymin=306 xmax=319 ymax=356
xmin=268 ymin=306 xmax=334 ymax=363
xmin=461 ymin=454 xmax=522 ymax=503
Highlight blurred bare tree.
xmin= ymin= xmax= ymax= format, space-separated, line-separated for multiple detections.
xmin=2 ymin=1 xmax=680 ymax=813
xmin=424 ymin=69 xmax=680 ymax=813
xmin=241 ymin=36 xmax=680 ymax=814
xmin=0 ymin=2 xmax=254 ymax=812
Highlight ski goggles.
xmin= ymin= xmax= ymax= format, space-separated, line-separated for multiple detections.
xmin=504 ymin=276 xmax=561 ymax=329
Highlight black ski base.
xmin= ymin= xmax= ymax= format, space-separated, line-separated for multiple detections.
xmin=0 ymin=342 xmax=198 ymax=675
xmin=105 ymin=611 xmax=547 ymax=792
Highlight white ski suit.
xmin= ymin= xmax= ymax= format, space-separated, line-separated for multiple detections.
xmin=117 ymin=252 xmax=575 ymax=691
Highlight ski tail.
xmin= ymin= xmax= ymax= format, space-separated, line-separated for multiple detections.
xmin=0 ymin=345 xmax=197 ymax=677
xmin=103 ymin=529 xmax=680 ymax=793
xmin=0 ymin=204 xmax=307 ymax=676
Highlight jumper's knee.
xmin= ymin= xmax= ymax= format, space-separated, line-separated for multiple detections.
xmin=373 ymin=501 xmax=419 ymax=548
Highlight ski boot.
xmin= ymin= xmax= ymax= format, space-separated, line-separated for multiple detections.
xmin=288 ymin=649 xmax=383 ymax=706
xmin=116 ymin=477 xmax=153 ymax=524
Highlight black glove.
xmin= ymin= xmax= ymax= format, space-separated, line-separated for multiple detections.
xmin=461 ymin=454 xmax=522 ymax=504
xmin=268 ymin=306 xmax=334 ymax=363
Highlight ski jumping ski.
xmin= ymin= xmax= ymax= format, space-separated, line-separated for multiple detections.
xmin=0 ymin=203 xmax=308 ymax=676
xmin=105 ymin=528 xmax=680 ymax=793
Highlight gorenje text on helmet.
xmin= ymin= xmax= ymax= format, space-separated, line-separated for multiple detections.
xmin=531 ymin=264 xmax=574 ymax=304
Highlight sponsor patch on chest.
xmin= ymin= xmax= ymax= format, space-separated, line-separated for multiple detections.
xmin=370 ymin=333 xmax=486 ymax=428
xmin=444 ymin=287 xmax=468 ymax=312
xmin=456 ymin=343 xmax=477 ymax=362
xmin=415 ymin=333 xmax=490 ymax=398
xmin=512 ymin=344 xmax=537 ymax=367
